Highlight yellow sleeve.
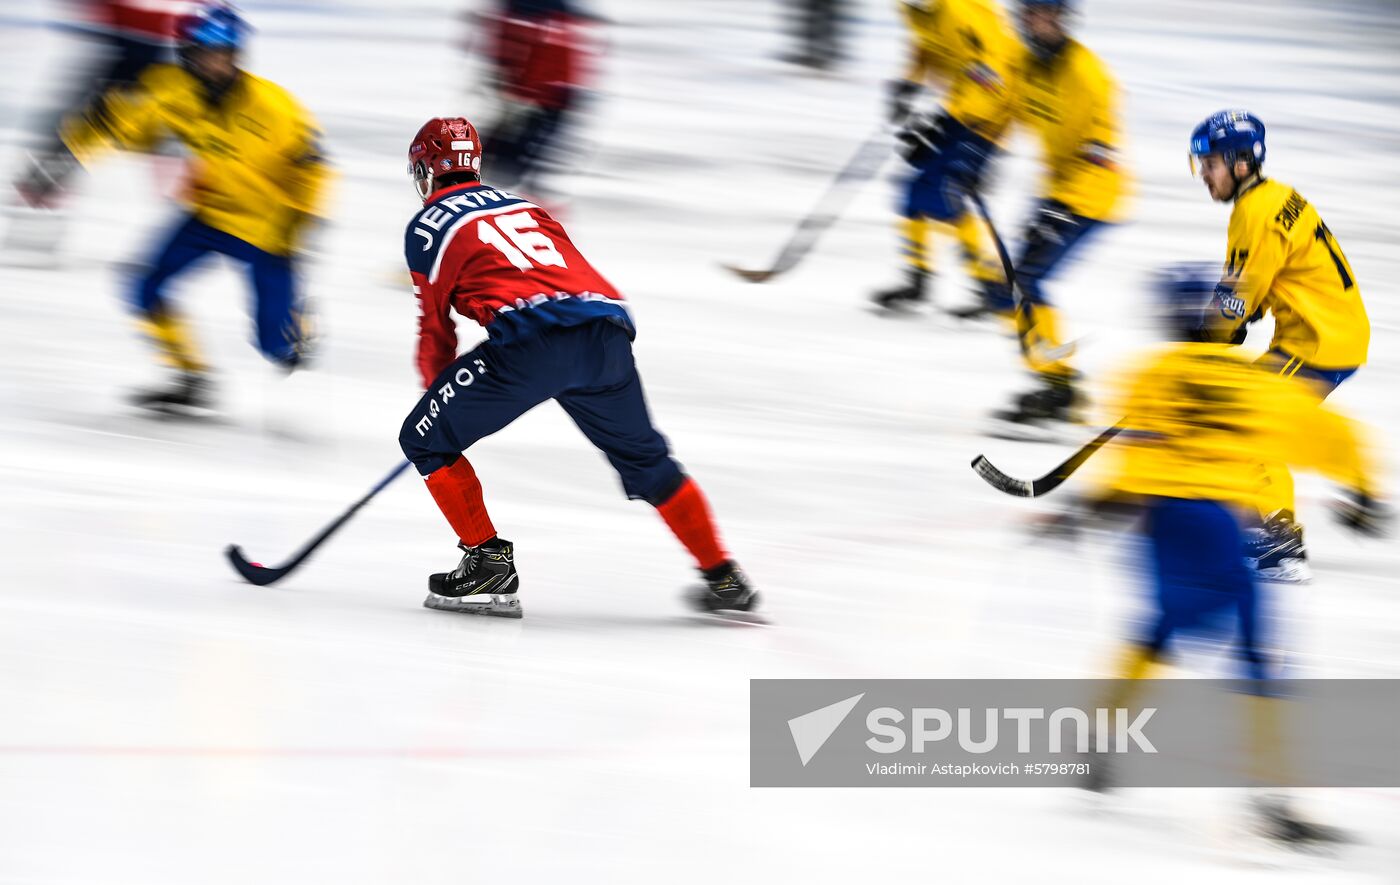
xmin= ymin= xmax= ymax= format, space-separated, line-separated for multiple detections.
xmin=1058 ymin=62 xmax=1121 ymax=204
xmin=278 ymin=112 xmax=332 ymax=220
xmin=898 ymin=1 xmax=946 ymax=85
xmin=1217 ymin=208 xmax=1288 ymax=340
xmin=60 ymin=66 xmax=177 ymax=162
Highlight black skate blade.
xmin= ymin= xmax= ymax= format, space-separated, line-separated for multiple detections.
xmin=131 ymin=400 xmax=221 ymax=422
xmin=688 ymin=608 xmax=771 ymax=627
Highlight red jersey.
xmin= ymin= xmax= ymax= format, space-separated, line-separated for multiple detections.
xmin=404 ymin=182 xmax=632 ymax=388
xmin=86 ymin=0 xmax=196 ymax=41
xmin=484 ymin=5 xmax=596 ymax=109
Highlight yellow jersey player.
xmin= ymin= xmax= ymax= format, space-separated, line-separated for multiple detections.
xmin=1077 ymin=265 xmax=1386 ymax=846
xmin=871 ymin=0 xmax=1016 ymax=312
xmin=20 ymin=4 xmax=331 ymax=414
xmin=1189 ymin=110 xmax=1370 ymax=581
xmin=976 ymin=0 xmax=1128 ymax=439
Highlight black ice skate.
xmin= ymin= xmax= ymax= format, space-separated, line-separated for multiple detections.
xmin=1244 ymin=510 xmax=1311 ymax=584
xmin=1249 ymin=794 xmax=1350 ymax=852
xmin=988 ymin=376 xmax=1082 ymax=442
xmin=130 ymin=370 xmax=215 ymax=417
xmin=870 ymin=268 xmax=930 ymax=313
xmin=424 ymin=538 xmax=522 ymax=618
xmin=690 ymin=561 xmax=760 ymax=614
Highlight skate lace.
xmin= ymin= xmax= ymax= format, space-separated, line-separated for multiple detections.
xmin=451 ymin=547 xmax=480 ymax=579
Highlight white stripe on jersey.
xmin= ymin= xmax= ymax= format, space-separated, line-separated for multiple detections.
xmin=427 ymin=201 xmax=540 ymax=285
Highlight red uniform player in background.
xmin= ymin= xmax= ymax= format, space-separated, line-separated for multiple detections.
xmin=469 ymin=0 xmax=599 ymax=194
xmin=397 ymin=117 xmax=757 ymax=618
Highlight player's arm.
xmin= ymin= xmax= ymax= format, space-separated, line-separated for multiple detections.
xmin=889 ymin=3 xmax=939 ymax=123
xmin=1209 ymin=216 xmax=1285 ymax=345
xmin=18 ymin=66 xmax=174 ymax=206
xmin=278 ymin=115 xmax=333 ymax=218
xmin=271 ymin=107 xmax=334 ymax=250
xmin=405 ymin=219 xmax=462 ymax=389
xmin=410 ymin=271 xmax=459 ymax=390
xmin=60 ymin=66 xmax=177 ymax=163
xmin=1059 ymin=64 xmax=1122 ymax=199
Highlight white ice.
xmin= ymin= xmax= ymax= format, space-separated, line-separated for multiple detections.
xmin=1 ymin=0 xmax=1398 ymax=882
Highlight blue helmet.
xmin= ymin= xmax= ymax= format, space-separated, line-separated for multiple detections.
xmin=1020 ymin=0 xmax=1071 ymax=9
xmin=177 ymin=4 xmax=249 ymax=53
xmin=1189 ymin=110 xmax=1266 ymax=174
xmin=1153 ymin=262 xmax=1220 ymax=341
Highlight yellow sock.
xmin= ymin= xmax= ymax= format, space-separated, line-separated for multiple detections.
xmin=953 ymin=212 xmax=1001 ymax=283
xmin=899 ymin=216 xmax=933 ymax=274
xmin=1022 ymin=303 xmax=1074 ymax=378
xmin=139 ymin=310 xmax=206 ymax=374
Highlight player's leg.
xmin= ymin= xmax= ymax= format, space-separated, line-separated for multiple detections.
xmin=1088 ymin=497 xmax=1250 ymax=791
xmin=946 ymin=211 xmax=1015 ymax=320
xmin=1244 ymin=352 xmax=1359 ymax=583
xmin=399 ymin=338 xmax=563 ymax=617
xmin=239 ymin=240 xmax=311 ymax=369
xmin=127 ymin=214 xmax=219 ymax=411
xmin=872 ymin=174 xmax=938 ymax=311
xmin=874 ymin=115 xmax=996 ymax=312
xmin=990 ymin=201 xmax=1102 ymax=437
xmin=554 ymin=324 xmax=756 ymax=612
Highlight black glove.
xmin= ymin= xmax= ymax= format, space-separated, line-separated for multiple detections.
xmin=1332 ymin=490 xmax=1392 ymax=538
xmin=14 ymin=149 xmax=78 ymax=209
xmin=887 ymin=79 xmax=921 ymax=125
xmin=895 ymin=111 xmax=947 ymax=168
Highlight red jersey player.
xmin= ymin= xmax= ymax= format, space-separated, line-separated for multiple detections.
xmin=397 ymin=117 xmax=757 ymax=618
xmin=475 ymin=0 xmax=597 ymax=191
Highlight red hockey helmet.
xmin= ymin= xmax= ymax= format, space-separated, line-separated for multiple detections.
xmin=408 ymin=117 xmax=483 ymax=201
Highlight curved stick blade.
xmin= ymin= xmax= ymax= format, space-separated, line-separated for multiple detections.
xmin=970 ymin=455 xmax=1035 ymax=497
xmin=721 ymin=263 xmax=778 ymax=284
xmin=225 ymin=544 xmax=291 ymax=586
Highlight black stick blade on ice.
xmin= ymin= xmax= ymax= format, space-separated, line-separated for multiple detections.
xmin=224 ymin=545 xmax=293 ymax=586
xmin=224 ymin=460 xmax=413 ymax=587
xmin=970 ymin=425 xmax=1123 ymax=498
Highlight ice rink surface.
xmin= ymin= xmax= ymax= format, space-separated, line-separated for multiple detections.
xmin=1 ymin=0 xmax=1398 ymax=881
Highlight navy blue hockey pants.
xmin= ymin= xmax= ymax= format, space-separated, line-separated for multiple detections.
xmin=983 ymin=199 xmax=1102 ymax=313
xmin=901 ymin=115 xmax=996 ymax=223
xmin=132 ymin=214 xmax=304 ymax=366
xmin=399 ymin=320 xmax=686 ymax=505
xmin=1138 ymin=497 xmax=1271 ymax=681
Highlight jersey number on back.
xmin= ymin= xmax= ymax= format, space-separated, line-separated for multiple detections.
xmin=477 ymin=211 xmax=567 ymax=271
xmin=1313 ymin=221 xmax=1354 ymax=291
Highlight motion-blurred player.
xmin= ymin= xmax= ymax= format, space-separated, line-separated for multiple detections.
xmin=870 ymin=0 xmax=1015 ymax=312
xmin=9 ymin=0 xmax=194 ymax=253
xmin=21 ymin=4 xmax=331 ymax=413
xmin=398 ymin=117 xmax=756 ymax=618
xmin=474 ymin=0 xmax=598 ymax=196
xmin=1079 ymin=264 xmax=1386 ymax=846
xmin=976 ymin=0 xmax=1128 ymax=438
xmin=1189 ymin=110 xmax=1370 ymax=581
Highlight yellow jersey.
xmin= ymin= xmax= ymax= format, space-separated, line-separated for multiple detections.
xmin=1094 ymin=342 xmax=1375 ymax=508
xmin=1219 ymin=178 xmax=1368 ymax=369
xmin=1011 ymin=38 xmax=1128 ymax=222
xmin=900 ymin=0 xmax=1018 ymax=143
xmin=63 ymin=64 xmax=331 ymax=257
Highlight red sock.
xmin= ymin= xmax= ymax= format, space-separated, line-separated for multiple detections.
xmin=423 ymin=458 xmax=496 ymax=547
xmin=656 ymin=478 xmax=728 ymax=571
